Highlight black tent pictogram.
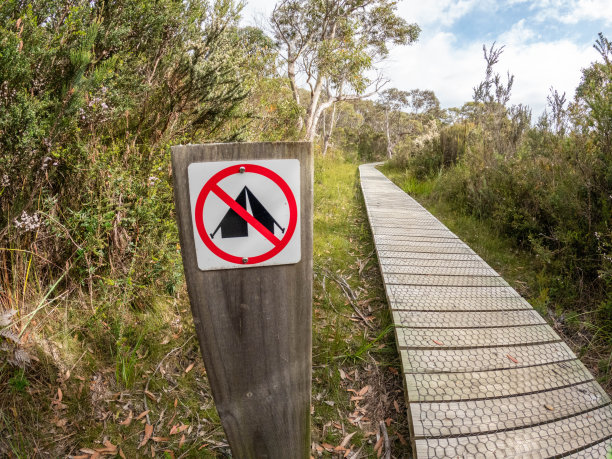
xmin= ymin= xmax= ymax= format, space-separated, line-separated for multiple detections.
xmin=210 ymin=186 xmax=285 ymax=239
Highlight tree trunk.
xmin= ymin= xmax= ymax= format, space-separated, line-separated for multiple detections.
xmin=385 ymin=107 xmax=393 ymax=159
xmin=287 ymin=56 xmax=304 ymax=133
xmin=322 ymin=101 xmax=338 ymax=156
xmin=304 ymin=76 xmax=325 ymax=140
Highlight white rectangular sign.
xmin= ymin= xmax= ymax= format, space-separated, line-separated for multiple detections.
xmin=188 ymin=159 xmax=301 ymax=271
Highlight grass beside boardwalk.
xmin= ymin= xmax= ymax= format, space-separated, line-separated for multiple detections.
xmin=0 ymin=155 xmax=410 ymax=458
xmin=311 ymin=155 xmax=411 ymax=457
xmin=379 ymin=163 xmax=612 ymax=394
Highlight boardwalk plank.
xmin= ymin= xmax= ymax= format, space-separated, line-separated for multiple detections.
xmin=404 ymin=360 xmax=593 ymax=402
xmin=395 ymin=324 xmax=560 ymax=348
xmin=383 ymin=273 xmax=509 ymax=287
xmin=411 ymin=381 xmax=610 ymax=437
xmin=392 ymin=309 xmax=545 ymax=328
xmin=400 ymin=342 xmax=575 ymax=373
xmin=415 ymin=405 xmax=612 ymax=458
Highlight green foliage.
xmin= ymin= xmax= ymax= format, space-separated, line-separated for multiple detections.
xmin=8 ymin=368 xmax=28 ymax=393
xmin=0 ymin=0 xmax=255 ymax=294
xmin=115 ymin=336 xmax=141 ymax=389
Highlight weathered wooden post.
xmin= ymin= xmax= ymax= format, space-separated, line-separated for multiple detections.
xmin=171 ymin=142 xmax=312 ymax=458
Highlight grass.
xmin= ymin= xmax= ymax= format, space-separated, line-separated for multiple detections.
xmin=311 ymin=153 xmax=411 ymax=457
xmin=380 ymin=162 xmax=612 ymax=394
xmin=0 ymin=153 xmax=410 ymax=458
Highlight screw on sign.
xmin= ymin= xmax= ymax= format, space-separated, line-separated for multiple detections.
xmin=188 ymin=159 xmax=301 ymax=271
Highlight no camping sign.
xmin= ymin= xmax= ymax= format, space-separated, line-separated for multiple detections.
xmin=188 ymin=159 xmax=301 ymax=271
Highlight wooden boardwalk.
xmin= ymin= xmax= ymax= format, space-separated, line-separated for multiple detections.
xmin=359 ymin=163 xmax=612 ymax=458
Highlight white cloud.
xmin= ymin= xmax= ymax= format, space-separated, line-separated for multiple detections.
xmin=384 ymin=32 xmax=483 ymax=109
xmin=560 ymin=0 xmax=612 ymax=25
xmin=396 ymin=0 xmax=481 ymax=28
xmin=525 ymin=0 xmax=612 ymax=25
xmin=384 ymin=29 xmax=599 ymax=116
xmin=498 ymin=19 xmax=536 ymax=45
xmin=502 ymin=39 xmax=597 ymax=114
xmin=240 ymin=0 xmax=277 ymax=28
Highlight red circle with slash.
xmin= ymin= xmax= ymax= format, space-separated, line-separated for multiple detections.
xmin=194 ymin=164 xmax=298 ymax=265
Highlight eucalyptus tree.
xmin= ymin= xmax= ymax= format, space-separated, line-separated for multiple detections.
xmin=378 ymin=88 xmax=441 ymax=158
xmin=270 ymin=0 xmax=420 ymax=141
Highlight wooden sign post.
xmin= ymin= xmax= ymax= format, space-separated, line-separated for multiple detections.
xmin=171 ymin=142 xmax=312 ymax=458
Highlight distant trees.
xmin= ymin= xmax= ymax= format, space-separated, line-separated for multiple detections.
xmin=270 ymin=0 xmax=420 ymax=141
xmin=379 ymin=88 xmax=441 ymax=158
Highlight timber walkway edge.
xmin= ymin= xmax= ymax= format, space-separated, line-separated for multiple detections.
xmin=359 ymin=163 xmax=612 ymax=458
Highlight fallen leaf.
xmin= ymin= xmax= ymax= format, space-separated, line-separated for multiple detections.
xmin=120 ymin=411 xmax=133 ymax=426
xmin=321 ymin=443 xmax=335 ymax=451
xmin=70 ymin=455 xmax=89 ymax=459
xmin=350 ymin=396 xmax=364 ymax=402
xmin=152 ymin=437 xmax=169 ymax=442
xmin=169 ymin=424 xmax=179 ymax=435
xmin=432 ymin=339 xmax=444 ymax=346
xmin=145 ymin=390 xmax=157 ymax=402
xmin=136 ymin=410 xmax=150 ymax=420
xmin=374 ymin=436 xmax=383 ymax=452
xmin=138 ymin=424 xmax=154 ymax=448
xmin=385 ymin=417 xmax=392 ymax=426
xmin=388 ymin=367 xmax=398 ymax=375
xmin=119 ymin=448 xmax=126 ymax=459
xmin=338 ymin=431 xmax=356 ymax=448
xmin=544 ymin=404 xmax=554 ymax=411
xmin=397 ymin=432 xmax=407 ymax=445
xmin=54 ymin=418 xmax=67 ymax=428
xmin=173 ymin=398 xmax=178 ymax=408
xmin=185 ymin=363 xmax=194 ymax=374
xmin=358 ymin=385 xmax=370 ymax=396
xmin=339 ymin=369 xmax=347 ymax=380
xmin=95 ymin=440 xmax=117 ymax=454
xmin=80 ymin=448 xmax=98 ymax=455
xmin=179 ymin=434 xmax=186 ymax=448
xmin=393 ymin=400 xmax=400 ymax=413
xmin=507 ymin=354 xmax=519 ymax=364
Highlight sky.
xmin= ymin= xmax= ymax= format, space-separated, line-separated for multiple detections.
xmin=241 ymin=0 xmax=612 ymax=117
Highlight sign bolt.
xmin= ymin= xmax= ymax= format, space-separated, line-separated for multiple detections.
xmin=239 ymin=166 xmax=245 ymax=173
xmin=242 ymin=257 xmax=248 ymax=264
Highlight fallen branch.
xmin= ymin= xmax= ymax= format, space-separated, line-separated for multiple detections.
xmin=379 ymin=420 xmax=391 ymax=459
xmin=329 ymin=271 xmax=374 ymax=330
